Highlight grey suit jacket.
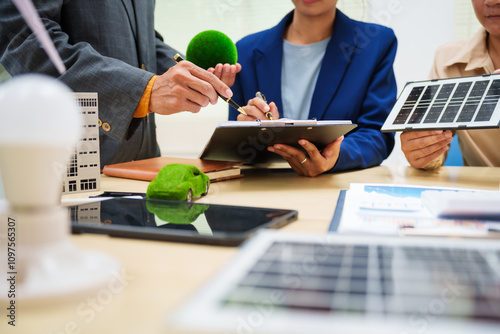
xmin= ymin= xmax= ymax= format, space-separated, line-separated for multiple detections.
xmin=0 ymin=0 xmax=178 ymax=167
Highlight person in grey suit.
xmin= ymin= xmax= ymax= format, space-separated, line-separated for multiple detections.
xmin=0 ymin=0 xmax=238 ymax=168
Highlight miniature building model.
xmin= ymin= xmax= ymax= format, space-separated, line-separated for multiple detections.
xmin=62 ymin=93 xmax=100 ymax=194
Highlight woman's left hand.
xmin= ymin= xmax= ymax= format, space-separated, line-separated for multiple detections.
xmin=268 ymin=137 xmax=344 ymax=177
xmin=207 ymin=63 xmax=242 ymax=87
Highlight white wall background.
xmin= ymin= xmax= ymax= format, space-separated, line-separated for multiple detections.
xmin=152 ymin=0 xmax=478 ymax=165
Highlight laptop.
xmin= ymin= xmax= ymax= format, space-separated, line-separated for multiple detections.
xmin=170 ymin=230 xmax=500 ymax=334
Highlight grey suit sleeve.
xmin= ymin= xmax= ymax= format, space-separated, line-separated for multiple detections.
xmin=0 ymin=1 xmax=152 ymax=143
xmin=154 ymin=31 xmax=179 ymax=74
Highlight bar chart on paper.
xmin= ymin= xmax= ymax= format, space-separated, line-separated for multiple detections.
xmin=335 ymin=183 xmax=489 ymax=236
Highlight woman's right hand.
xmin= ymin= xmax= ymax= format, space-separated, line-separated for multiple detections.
xmin=400 ymin=130 xmax=453 ymax=169
xmin=238 ymin=97 xmax=280 ymax=121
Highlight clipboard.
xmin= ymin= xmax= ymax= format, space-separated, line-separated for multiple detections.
xmin=199 ymin=119 xmax=357 ymax=164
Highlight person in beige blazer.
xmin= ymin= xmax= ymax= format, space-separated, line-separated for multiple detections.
xmin=401 ymin=0 xmax=500 ymax=169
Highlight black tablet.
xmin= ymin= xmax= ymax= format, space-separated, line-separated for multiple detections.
xmin=69 ymin=198 xmax=298 ymax=246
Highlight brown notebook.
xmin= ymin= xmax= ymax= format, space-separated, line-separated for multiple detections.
xmin=102 ymin=157 xmax=244 ymax=182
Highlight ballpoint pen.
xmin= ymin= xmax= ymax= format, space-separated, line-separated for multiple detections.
xmin=90 ymin=191 xmax=146 ymax=198
xmin=255 ymin=91 xmax=273 ymax=120
xmin=173 ymin=54 xmax=247 ymax=116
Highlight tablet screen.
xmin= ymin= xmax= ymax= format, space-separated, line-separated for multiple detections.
xmin=69 ymin=198 xmax=297 ymax=246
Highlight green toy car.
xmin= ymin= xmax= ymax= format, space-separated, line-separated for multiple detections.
xmin=146 ymin=164 xmax=210 ymax=201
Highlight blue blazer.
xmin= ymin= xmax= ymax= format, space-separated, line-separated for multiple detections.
xmin=0 ymin=0 xmax=178 ymax=167
xmin=230 ymin=10 xmax=397 ymax=172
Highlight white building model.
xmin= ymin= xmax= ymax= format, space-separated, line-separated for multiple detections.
xmin=62 ymin=93 xmax=100 ymax=194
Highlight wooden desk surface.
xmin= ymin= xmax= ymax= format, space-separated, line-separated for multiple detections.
xmin=3 ymin=166 xmax=500 ymax=334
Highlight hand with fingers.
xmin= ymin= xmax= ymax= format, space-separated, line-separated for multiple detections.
xmin=238 ymin=96 xmax=280 ymax=121
xmin=149 ymin=60 xmax=234 ymax=115
xmin=268 ymin=136 xmax=344 ymax=177
xmin=400 ymin=130 xmax=453 ymax=169
xmin=207 ymin=63 xmax=242 ymax=87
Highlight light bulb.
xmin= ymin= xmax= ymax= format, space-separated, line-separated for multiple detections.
xmin=0 ymin=74 xmax=120 ymax=301
xmin=0 ymin=74 xmax=82 ymax=208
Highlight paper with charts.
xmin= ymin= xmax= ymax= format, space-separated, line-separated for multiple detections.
xmin=336 ymin=183 xmax=497 ymax=237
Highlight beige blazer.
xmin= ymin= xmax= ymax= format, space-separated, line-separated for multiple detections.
xmin=429 ymin=28 xmax=500 ymax=167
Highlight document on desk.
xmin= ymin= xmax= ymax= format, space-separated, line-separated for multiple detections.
xmin=334 ymin=183 xmax=494 ymax=237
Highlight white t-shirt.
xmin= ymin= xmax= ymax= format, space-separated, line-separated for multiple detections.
xmin=281 ymin=37 xmax=330 ymax=120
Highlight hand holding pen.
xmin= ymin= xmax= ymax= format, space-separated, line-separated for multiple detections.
xmin=149 ymin=54 xmax=236 ymax=116
xmin=255 ymin=92 xmax=273 ymax=120
xmin=236 ymin=92 xmax=279 ymax=121
xmin=173 ymin=54 xmax=247 ymax=116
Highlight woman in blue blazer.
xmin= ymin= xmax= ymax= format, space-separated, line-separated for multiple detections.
xmin=230 ymin=1 xmax=397 ymax=176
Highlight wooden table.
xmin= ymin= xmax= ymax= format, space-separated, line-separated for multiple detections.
xmin=2 ymin=166 xmax=500 ymax=334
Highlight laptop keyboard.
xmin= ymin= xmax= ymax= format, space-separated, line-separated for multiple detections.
xmin=223 ymin=241 xmax=500 ymax=320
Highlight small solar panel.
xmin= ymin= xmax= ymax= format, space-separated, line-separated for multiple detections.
xmin=382 ymin=74 xmax=500 ymax=132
